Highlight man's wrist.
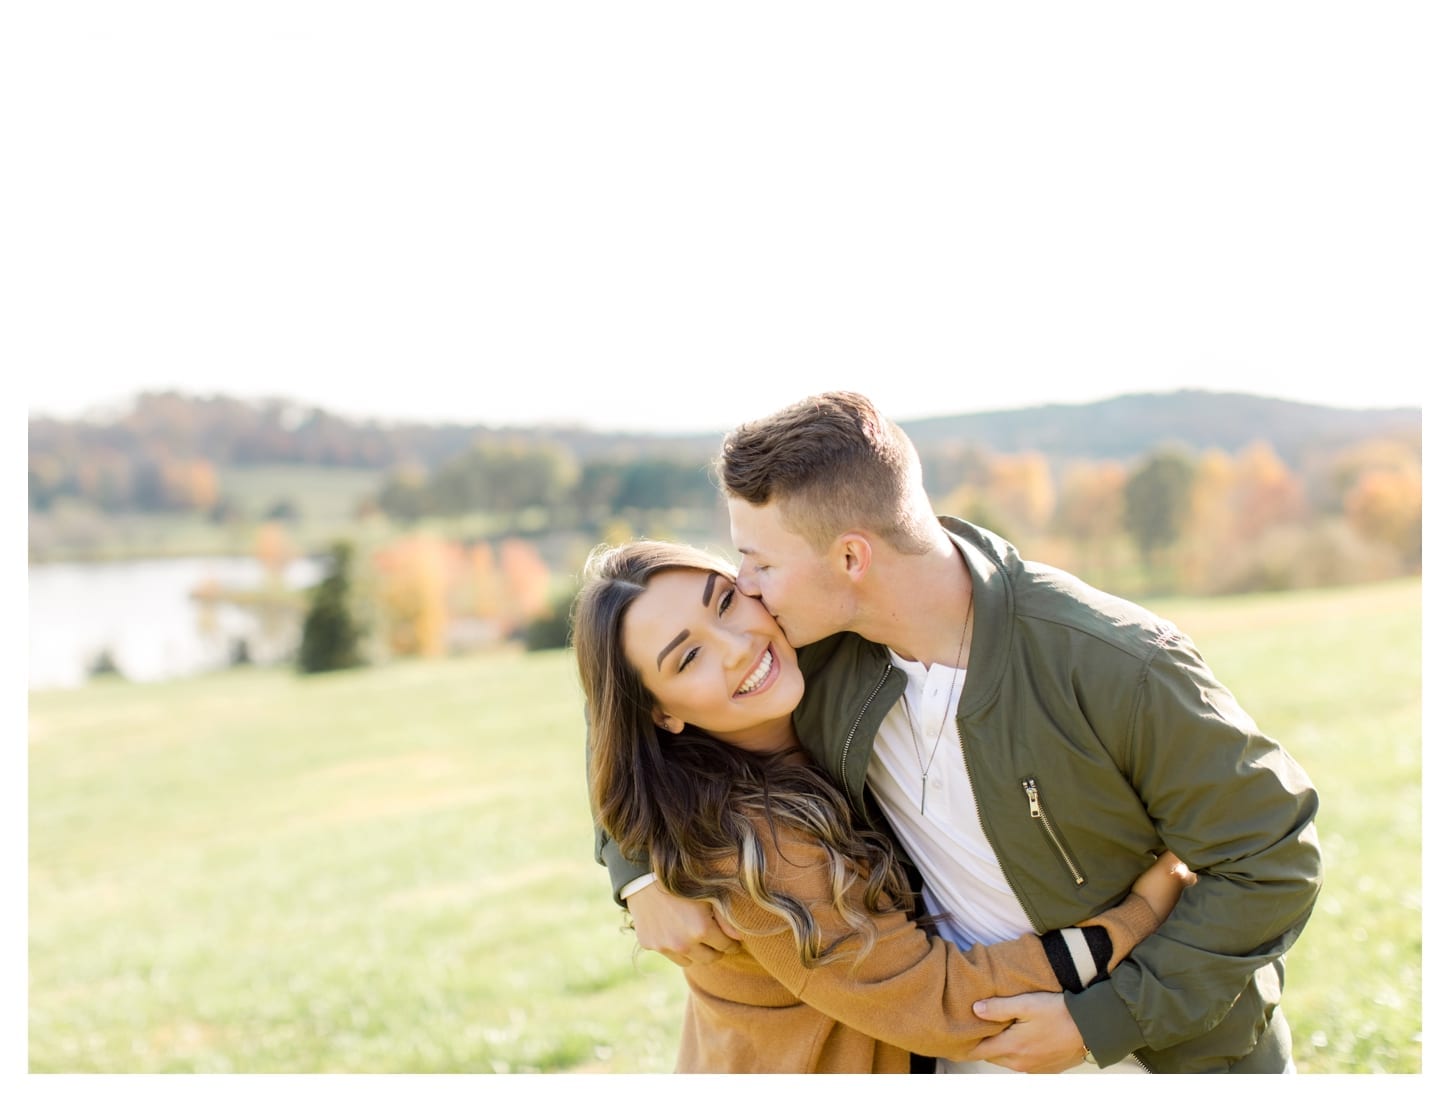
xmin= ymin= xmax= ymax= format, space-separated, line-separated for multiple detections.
xmin=1064 ymin=982 xmax=1146 ymax=1068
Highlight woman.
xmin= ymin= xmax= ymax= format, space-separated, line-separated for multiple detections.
xmin=574 ymin=540 xmax=1190 ymax=1073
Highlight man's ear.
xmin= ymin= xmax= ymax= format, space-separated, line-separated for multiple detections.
xmin=839 ymin=532 xmax=873 ymax=582
xmin=652 ymin=709 xmax=685 ymax=735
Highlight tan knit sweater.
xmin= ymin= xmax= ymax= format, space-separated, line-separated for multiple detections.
xmin=674 ymin=827 xmax=1162 ymax=1073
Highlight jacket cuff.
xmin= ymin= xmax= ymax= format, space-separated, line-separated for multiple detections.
xmin=599 ymin=832 xmax=652 ymax=908
xmin=1065 ymin=978 xmax=1148 ymax=1067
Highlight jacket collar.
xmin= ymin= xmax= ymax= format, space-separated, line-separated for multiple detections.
xmin=789 ymin=518 xmax=1018 ymax=816
xmin=937 ymin=516 xmax=1015 ymax=714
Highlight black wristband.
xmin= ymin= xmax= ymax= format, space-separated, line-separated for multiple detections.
xmin=1040 ymin=926 xmax=1113 ymax=993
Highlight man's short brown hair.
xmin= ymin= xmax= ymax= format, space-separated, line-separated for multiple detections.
xmin=715 ymin=391 xmax=937 ymax=553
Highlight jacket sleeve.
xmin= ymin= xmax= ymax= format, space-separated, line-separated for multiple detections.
xmin=734 ymin=831 xmax=1163 ymax=1061
xmin=596 ymin=827 xmax=651 ymax=907
xmin=584 ymin=712 xmax=653 ymax=906
xmin=1065 ymin=628 xmax=1322 ymax=1064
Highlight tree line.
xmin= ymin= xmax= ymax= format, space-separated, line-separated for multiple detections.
xmin=29 ymin=390 xmax=1420 ymax=602
xmin=28 ymin=391 xmax=707 ymax=515
xmin=355 ymin=431 xmax=1420 ymax=608
xmin=934 ymin=436 xmax=1420 ymax=596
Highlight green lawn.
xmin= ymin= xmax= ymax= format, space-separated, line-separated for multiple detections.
xmin=217 ymin=465 xmax=386 ymax=525
xmin=28 ymin=578 xmax=1421 ymax=1072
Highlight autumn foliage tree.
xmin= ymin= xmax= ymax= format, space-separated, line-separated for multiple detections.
xmin=1333 ymin=438 xmax=1423 ymax=570
xmin=168 ymin=458 xmax=220 ymax=512
xmin=1049 ymin=460 xmax=1128 ymax=584
xmin=498 ymin=539 xmax=551 ymax=631
xmin=1177 ymin=443 xmax=1310 ymax=593
xmin=462 ymin=542 xmax=504 ymax=621
xmin=369 ymin=534 xmax=555 ymax=658
xmin=936 ymin=457 xmax=1045 ymax=547
xmin=1229 ymin=443 xmax=1307 ymax=542
xmin=1179 ymin=449 xmax=1237 ymax=592
xmin=253 ymin=521 xmax=297 ymax=583
xmin=373 ymin=534 xmax=456 ymax=658
xmin=980 ymin=452 xmax=1056 ymax=539
xmin=1345 ymin=467 xmax=1422 ymax=568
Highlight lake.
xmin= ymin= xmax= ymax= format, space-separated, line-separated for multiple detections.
xmin=28 ymin=556 xmax=326 ymax=690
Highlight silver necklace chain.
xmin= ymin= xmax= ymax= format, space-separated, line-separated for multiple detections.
xmin=903 ymin=587 xmax=974 ymax=815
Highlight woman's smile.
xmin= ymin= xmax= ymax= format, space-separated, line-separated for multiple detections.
xmin=735 ymin=646 xmax=777 ymax=696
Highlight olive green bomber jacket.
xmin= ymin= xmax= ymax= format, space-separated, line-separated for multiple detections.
xmin=596 ymin=517 xmax=1322 ymax=1073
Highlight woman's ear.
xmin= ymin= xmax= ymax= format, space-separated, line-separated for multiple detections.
xmin=652 ymin=709 xmax=685 ymax=735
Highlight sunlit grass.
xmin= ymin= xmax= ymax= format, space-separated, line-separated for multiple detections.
xmin=30 ymin=651 xmax=687 ymax=1073
xmin=29 ymin=578 xmax=1420 ymax=1072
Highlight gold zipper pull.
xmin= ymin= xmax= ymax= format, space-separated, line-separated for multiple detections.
xmin=1023 ymin=779 xmax=1043 ymax=818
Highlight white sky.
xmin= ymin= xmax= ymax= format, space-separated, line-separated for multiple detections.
xmin=9 ymin=2 xmax=1444 ymax=434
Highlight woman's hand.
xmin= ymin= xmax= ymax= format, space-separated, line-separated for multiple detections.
xmin=1131 ymin=850 xmax=1197 ymax=922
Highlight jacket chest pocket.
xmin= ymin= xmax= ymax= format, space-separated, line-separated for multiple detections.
xmin=1021 ymin=777 xmax=1087 ymax=886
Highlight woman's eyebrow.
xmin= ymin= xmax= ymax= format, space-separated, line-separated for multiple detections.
xmin=656 ymin=630 xmax=689 ymax=671
xmin=656 ymin=574 xmax=723 ymax=670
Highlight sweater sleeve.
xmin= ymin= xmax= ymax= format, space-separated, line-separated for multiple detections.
xmin=728 ymin=830 xmax=1163 ymax=1061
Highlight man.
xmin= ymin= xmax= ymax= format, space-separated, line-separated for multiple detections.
xmin=596 ymin=391 xmax=1321 ymax=1073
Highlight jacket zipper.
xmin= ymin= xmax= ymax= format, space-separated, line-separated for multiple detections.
xmin=1022 ymin=778 xmax=1086 ymax=886
xmin=956 ymin=713 xmax=1045 ymax=933
xmin=1021 ymin=778 xmax=1152 ymax=1072
xmin=839 ymin=663 xmax=894 ymax=815
xmin=954 ymin=716 xmax=1150 ymax=1071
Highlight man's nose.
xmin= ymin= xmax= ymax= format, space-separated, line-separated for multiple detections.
xmin=736 ymin=564 xmax=761 ymax=597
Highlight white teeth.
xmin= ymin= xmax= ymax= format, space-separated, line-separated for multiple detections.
xmin=737 ymin=649 xmax=773 ymax=695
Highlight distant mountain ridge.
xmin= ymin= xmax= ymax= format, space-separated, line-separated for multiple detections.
xmin=28 ymin=388 xmax=1421 ymax=472
xmin=551 ymin=389 xmax=1422 ymax=469
xmin=897 ymin=390 xmax=1421 ymax=467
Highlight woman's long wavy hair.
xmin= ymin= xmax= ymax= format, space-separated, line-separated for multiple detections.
xmin=573 ymin=539 xmax=917 ymax=968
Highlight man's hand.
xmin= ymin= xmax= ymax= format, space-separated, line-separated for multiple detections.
xmin=969 ymin=993 xmax=1088 ymax=1073
xmin=626 ymin=881 xmax=742 ymax=967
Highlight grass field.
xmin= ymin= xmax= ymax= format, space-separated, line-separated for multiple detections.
xmin=217 ymin=466 xmax=386 ymax=525
xmin=28 ymin=578 xmax=1422 ymax=1073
